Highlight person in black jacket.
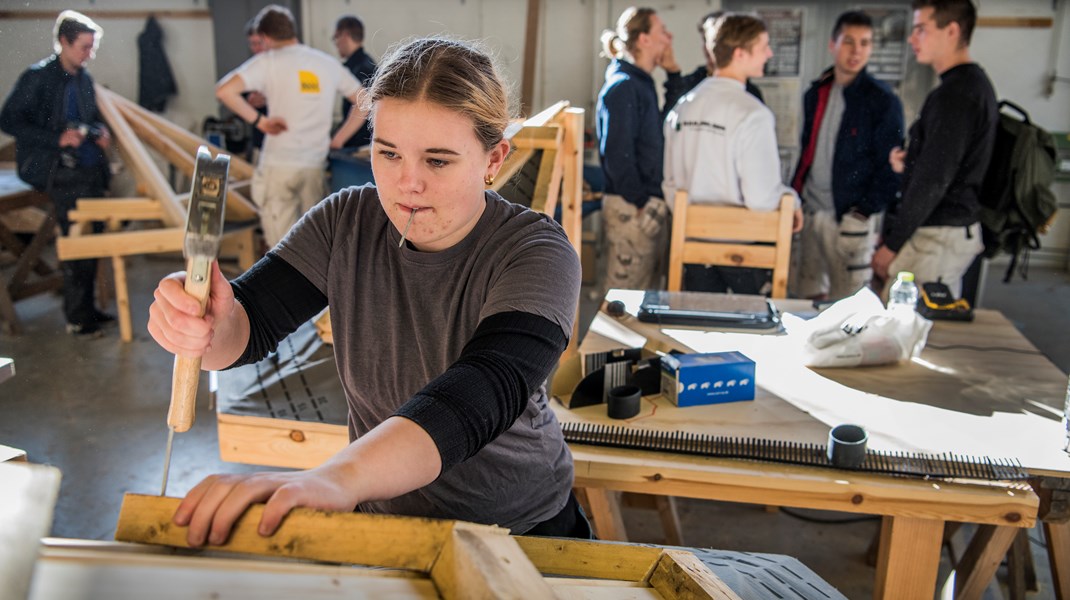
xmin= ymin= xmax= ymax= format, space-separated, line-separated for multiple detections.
xmin=872 ymin=0 xmax=996 ymax=299
xmin=0 ymin=10 xmax=114 ymax=336
xmin=332 ymin=15 xmax=376 ymax=149
xmin=790 ymin=11 xmax=904 ymax=301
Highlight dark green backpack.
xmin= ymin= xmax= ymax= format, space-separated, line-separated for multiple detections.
xmin=979 ymin=101 xmax=1058 ymax=282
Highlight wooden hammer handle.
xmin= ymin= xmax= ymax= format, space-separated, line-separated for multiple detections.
xmin=167 ymin=257 xmax=212 ymax=433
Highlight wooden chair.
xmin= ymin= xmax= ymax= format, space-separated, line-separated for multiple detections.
xmin=666 ymin=190 xmax=795 ymax=298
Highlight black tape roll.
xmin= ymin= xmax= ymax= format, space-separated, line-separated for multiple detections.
xmin=607 ymin=385 xmax=641 ymax=419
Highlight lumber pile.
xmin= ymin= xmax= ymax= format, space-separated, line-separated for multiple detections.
xmin=56 ymin=86 xmax=261 ymax=342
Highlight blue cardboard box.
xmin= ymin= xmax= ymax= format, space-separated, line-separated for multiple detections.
xmin=660 ymin=352 xmax=756 ymax=407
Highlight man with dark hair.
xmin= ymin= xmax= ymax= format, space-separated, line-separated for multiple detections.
xmin=872 ymin=0 xmax=996 ymax=299
xmin=216 ymin=4 xmax=368 ymax=246
xmin=333 ymin=15 xmax=376 ymax=148
xmin=661 ymin=11 xmax=763 ymax=116
xmin=663 ymin=13 xmax=801 ymax=294
xmin=790 ymin=11 xmax=904 ymax=300
xmin=1 ymin=10 xmax=114 ymax=336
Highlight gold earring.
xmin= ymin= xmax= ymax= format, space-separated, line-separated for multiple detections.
xmin=484 ymin=174 xmax=495 ymax=186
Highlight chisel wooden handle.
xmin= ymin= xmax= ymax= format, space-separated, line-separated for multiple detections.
xmin=168 ymin=256 xmax=212 ymax=433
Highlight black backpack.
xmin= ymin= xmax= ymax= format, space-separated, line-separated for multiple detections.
xmin=979 ymin=101 xmax=1058 ymax=282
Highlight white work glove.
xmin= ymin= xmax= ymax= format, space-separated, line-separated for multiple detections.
xmin=638 ymin=197 xmax=668 ymax=237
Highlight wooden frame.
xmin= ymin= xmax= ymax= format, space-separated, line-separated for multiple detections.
xmin=109 ymin=493 xmax=742 ymax=599
xmin=53 ymin=86 xmax=260 ymax=342
xmin=0 ymin=172 xmax=63 ymax=334
xmin=666 ymin=190 xmax=794 ymax=298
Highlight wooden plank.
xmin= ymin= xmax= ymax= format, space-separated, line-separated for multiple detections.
xmin=0 ymin=206 xmax=48 ymax=234
xmin=530 ymin=146 xmax=559 ymax=214
xmin=114 ymin=493 xmax=470 ymax=572
xmin=107 ymin=91 xmax=255 ymax=181
xmin=0 ymin=463 xmax=62 ymax=600
xmin=978 ymin=17 xmax=1053 ymax=28
xmin=568 ymin=446 xmax=1037 ymax=527
xmin=118 ymin=103 xmax=196 ymax=175
xmin=112 ymin=256 xmax=132 ymax=342
xmin=514 ymin=536 xmax=661 ymax=581
xmin=524 ymin=100 xmax=570 ymax=128
xmin=952 ymin=524 xmax=1019 ymax=600
xmin=685 ymin=204 xmax=783 ymax=242
xmin=69 ymin=199 xmax=166 ymax=223
xmin=668 ymin=190 xmax=689 ymax=291
xmin=559 ymin=109 xmax=584 ymax=257
xmin=647 ymin=549 xmax=742 ymax=600
xmin=430 ymin=522 xmax=555 ymax=599
xmin=512 ymin=125 xmax=561 ymax=150
xmin=874 ymin=516 xmax=943 ymax=600
xmin=495 ymin=147 xmax=534 ymax=190
xmin=0 ymin=442 xmax=26 ymax=462
xmin=771 ymin=195 xmax=794 ymax=299
xmin=681 ymin=242 xmax=777 ymax=268
xmin=216 ymin=412 xmax=347 ymax=469
xmin=57 ymin=228 xmax=184 ymax=261
xmin=94 ymin=85 xmax=183 ymax=226
xmin=218 ymin=226 xmax=258 ymax=271
xmin=119 ymin=102 xmax=258 ymax=222
xmin=1045 ymin=520 xmax=1070 ymax=600
xmin=520 ymin=0 xmax=540 ymax=116
xmin=0 ymin=10 xmax=211 ymax=19
xmin=579 ymin=487 xmax=629 ymax=541
xmin=33 ymin=543 xmax=438 ymax=600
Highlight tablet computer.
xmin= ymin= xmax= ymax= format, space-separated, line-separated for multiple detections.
xmin=637 ymin=290 xmax=780 ymax=329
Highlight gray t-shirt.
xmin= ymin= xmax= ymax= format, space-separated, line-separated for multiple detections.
xmin=803 ymin=83 xmax=845 ymax=213
xmin=275 ymin=186 xmax=580 ymax=532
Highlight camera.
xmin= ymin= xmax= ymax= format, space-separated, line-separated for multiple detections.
xmin=59 ymin=122 xmax=103 ymax=168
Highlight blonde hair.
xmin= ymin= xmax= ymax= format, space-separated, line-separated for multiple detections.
xmin=706 ymin=13 xmax=767 ymax=69
xmin=600 ymin=7 xmax=657 ymax=60
xmin=368 ymin=37 xmax=512 ymax=152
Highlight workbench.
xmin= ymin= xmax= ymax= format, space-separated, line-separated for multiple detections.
xmin=213 ymin=292 xmax=1070 ymax=599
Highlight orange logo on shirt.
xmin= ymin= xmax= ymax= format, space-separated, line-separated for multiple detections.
xmin=298 ymin=70 xmax=320 ymax=93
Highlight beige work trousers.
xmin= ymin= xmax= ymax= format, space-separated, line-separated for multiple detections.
xmin=252 ymin=164 xmax=327 ymax=248
xmin=790 ymin=209 xmax=879 ymax=300
xmin=602 ymin=194 xmax=669 ymax=291
xmin=884 ymin=223 xmax=983 ymax=300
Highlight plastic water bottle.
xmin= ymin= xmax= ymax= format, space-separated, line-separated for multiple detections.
xmin=888 ymin=271 xmax=919 ymax=320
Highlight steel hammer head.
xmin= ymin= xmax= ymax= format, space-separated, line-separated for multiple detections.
xmin=185 ymin=146 xmax=230 ymax=260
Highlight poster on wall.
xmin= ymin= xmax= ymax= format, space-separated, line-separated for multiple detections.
xmin=752 ymin=77 xmax=802 ymax=151
xmin=854 ymin=5 xmax=911 ymax=82
xmin=756 ymin=7 xmax=804 ymax=77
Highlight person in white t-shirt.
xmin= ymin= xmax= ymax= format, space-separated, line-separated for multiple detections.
xmin=216 ymin=4 xmax=368 ymax=247
xmin=663 ymin=13 xmax=801 ymax=294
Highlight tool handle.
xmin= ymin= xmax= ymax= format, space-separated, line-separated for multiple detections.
xmin=167 ymin=257 xmax=212 ymax=433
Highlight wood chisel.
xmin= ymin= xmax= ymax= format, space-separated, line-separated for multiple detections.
xmin=160 ymin=146 xmax=230 ymax=496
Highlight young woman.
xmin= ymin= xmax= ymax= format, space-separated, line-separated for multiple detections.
xmin=147 ymin=37 xmax=585 ymax=546
xmin=595 ymin=7 xmax=675 ymax=291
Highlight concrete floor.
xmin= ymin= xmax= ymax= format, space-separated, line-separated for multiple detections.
xmin=1 ymin=253 xmax=1067 ymax=599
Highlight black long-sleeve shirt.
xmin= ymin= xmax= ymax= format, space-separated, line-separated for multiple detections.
xmin=883 ymin=63 xmax=997 ymax=252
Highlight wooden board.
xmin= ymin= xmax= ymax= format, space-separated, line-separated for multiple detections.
xmin=1 ymin=463 xmax=61 ymax=600
xmin=113 ymin=493 xmax=740 ymax=599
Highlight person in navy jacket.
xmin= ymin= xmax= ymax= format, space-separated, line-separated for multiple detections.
xmin=790 ymin=11 xmax=904 ymax=301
